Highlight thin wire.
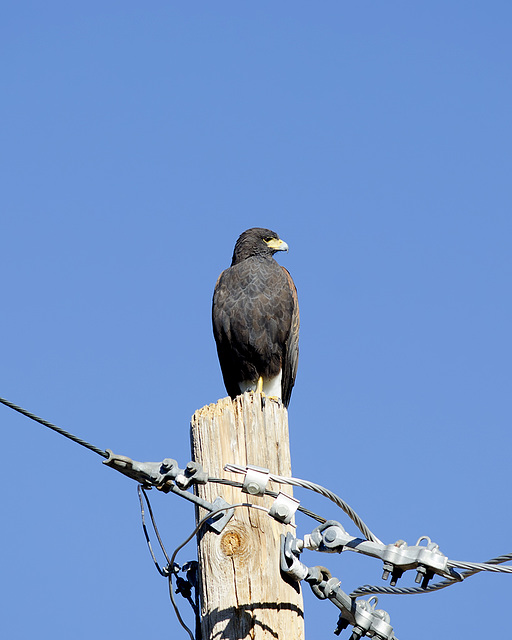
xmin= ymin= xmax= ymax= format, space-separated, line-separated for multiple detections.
xmin=350 ymin=552 xmax=512 ymax=598
xmin=167 ymin=502 xmax=269 ymax=640
xmin=168 ymin=575 xmax=196 ymax=640
xmin=137 ymin=485 xmax=172 ymax=576
xmin=0 ymin=396 xmax=108 ymax=458
xmin=225 ymin=464 xmax=381 ymax=543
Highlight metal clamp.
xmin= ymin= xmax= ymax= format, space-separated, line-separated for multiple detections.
xmin=312 ymin=576 xmax=396 ymax=640
xmin=104 ymin=450 xmax=210 ymax=491
xmin=304 ymin=520 xmax=460 ymax=588
xmin=242 ymin=465 xmax=270 ymax=496
xmin=280 ymin=533 xmax=397 ymax=639
xmin=104 ymin=450 xmax=233 ymax=533
xmin=175 ymin=461 xmax=209 ymax=490
xmin=269 ymin=492 xmax=300 ymax=524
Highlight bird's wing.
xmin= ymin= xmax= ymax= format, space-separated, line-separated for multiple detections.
xmin=280 ymin=266 xmax=299 ymax=408
xmin=212 ymin=269 xmax=244 ymax=399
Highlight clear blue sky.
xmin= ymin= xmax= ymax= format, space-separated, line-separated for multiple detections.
xmin=2 ymin=3 xmax=511 ymax=638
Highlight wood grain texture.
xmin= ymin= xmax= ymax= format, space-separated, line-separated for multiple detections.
xmin=190 ymin=393 xmax=305 ymax=640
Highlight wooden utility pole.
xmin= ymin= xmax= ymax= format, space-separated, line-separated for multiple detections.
xmin=190 ymin=392 xmax=305 ymax=640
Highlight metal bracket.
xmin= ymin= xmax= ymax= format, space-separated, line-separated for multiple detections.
xmin=208 ymin=497 xmax=235 ymax=533
xmin=280 ymin=532 xmax=308 ymax=581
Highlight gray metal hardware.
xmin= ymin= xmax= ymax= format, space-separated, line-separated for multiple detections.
xmin=280 ymin=532 xmax=397 ymax=639
xmin=269 ymin=492 xmax=300 ymax=524
xmin=208 ymin=497 xmax=235 ymax=533
xmin=281 ymin=532 xmax=309 ymax=581
xmin=304 ymin=520 xmax=460 ymax=588
xmin=242 ymin=465 xmax=270 ymax=496
xmin=104 ymin=450 xmax=233 ymax=532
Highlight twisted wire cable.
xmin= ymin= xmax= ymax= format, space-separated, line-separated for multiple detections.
xmin=351 ymin=552 xmax=512 ymax=598
xmin=225 ymin=463 xmax=381 ymax=544
xmin=447 ymin=558 xmax=512 ymax=574
xmin=0 ymin=396 xmax=107 ymax=458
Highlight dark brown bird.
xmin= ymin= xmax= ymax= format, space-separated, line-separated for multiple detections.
xmin=212 ymin=227 xmax=299 ymax=407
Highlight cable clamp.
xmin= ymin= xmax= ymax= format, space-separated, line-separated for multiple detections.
xmin=103 ymin=451 xmax=209 ymax=491
xmin=103 ymin=450 xmax=164 ymax=486
xmin=269 ymin=492 xmax=300 ymax=524
xmin=242 ymin=465 xmax=270 ymax=496
xmin=306 ymin=520 xmax=456 ymax=589
xmin=174 ymin=461 xmax=209 ymax=490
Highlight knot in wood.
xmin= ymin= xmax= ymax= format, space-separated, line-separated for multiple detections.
xmin=220 ymin=529 xmax=244 ymax=557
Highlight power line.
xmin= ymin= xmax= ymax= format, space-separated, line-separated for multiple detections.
xmin=225 ymin=463 xmax=381 ymax=544
xmin=0 ymin=396 xmax=108 ymax=458
xmin=4 ymin=393 xmax=512 ymax=638
xmin=350 ymin=552 xmax=512 ymax=597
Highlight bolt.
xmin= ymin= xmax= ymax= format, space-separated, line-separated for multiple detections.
xmin=390 ymin=568 xmax=404 ymax=586
xmin=415 ymin=565 xmax=426 ymax=584
xmin=246 ymin=481 xmax=261 ymax=495
xmin=275 ymin=505 xmax=290 ymax=520
xmin=334 ymin=614 xmax=350 ymax=636
xmin=324 ymin=528 xmax=338 ymax=544
xmin=161 ymin=458 xmax=175 ymax=472
xmin=350 ymin=626 xmax=364 ymax=640
xmin=416 ymin=566 xmax=434 ymax=589
xmin=382 ymin=562 xmax=393 ymax=581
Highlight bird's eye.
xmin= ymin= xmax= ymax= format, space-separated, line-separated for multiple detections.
xmin=264 ymin=237 xmax=273 ymax=242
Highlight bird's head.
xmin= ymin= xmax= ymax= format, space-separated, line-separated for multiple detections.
xmin=231 ymin=228 xmax=289 ymax=265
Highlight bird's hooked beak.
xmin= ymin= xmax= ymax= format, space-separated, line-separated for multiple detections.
xmin=265 ymin=238 xmax=289 ymax=252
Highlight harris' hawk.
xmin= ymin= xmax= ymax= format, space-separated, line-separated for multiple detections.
xmin=212 ymin=227 xmax=299 ymax=407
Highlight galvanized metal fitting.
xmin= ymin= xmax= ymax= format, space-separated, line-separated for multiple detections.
xmin=269 ymin=492 xmax=300 ymax=524
xmin=242 ymin=465 xmax=270 ymax=496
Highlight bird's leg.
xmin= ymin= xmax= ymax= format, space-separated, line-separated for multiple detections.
xmin=256 ymin=376 xmax=268 ymax=408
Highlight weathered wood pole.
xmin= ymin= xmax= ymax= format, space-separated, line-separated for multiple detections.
xmin=190 ymin=392 xmax=305 ymax=640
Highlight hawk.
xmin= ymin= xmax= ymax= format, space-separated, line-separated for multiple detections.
xmin=212 ymin=227 xmax=299 ymax=407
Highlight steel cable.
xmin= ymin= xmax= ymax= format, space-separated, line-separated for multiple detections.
xmin=350 ymin=552 xmax=512 ymax=598
xmin=225 ymin=463 xmax=381 ymax=544
xmin=0 ymin=396 xmax=107 ymax=458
